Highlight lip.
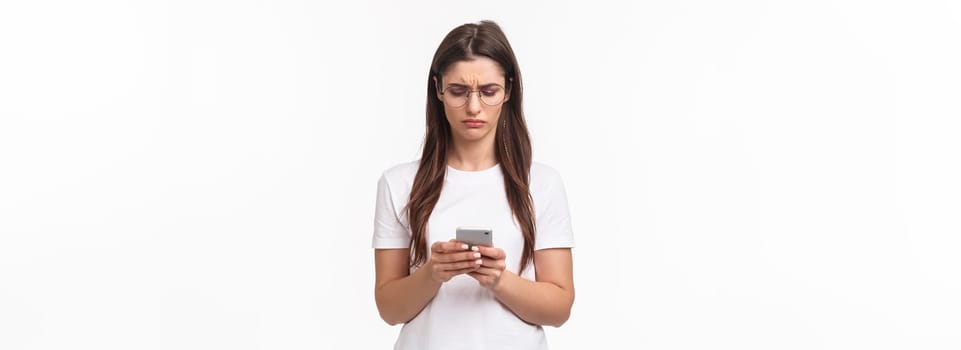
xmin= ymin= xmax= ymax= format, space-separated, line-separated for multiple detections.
xmin=463 ymin=119 xmax=486 ymax=128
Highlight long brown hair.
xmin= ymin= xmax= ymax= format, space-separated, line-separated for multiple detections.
xmin=406 ymin=20 xmax=536 ymax=274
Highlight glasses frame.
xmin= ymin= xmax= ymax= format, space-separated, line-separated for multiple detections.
xmin=439 ymin=83 xmax=510 ymax=108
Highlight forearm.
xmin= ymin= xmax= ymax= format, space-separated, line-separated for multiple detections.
xmin=492 ymin=271 xmax=574 ymax=327
xmin=375 ymin=265 xmax=441 ymax=325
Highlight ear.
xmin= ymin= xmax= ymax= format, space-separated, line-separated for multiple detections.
xmin=433 ymin=75 xmax=444 ymax=102
xmin=502 ymin=77 xmax=512 ymax=103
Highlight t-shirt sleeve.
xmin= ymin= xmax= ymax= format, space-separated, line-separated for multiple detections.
xmin=534 ymin=172 xmax=575 ymax=250
xmin=372 ymin=173 xmax=411 ymax=249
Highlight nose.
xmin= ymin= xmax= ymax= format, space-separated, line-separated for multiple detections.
xmin=466 ymin=91 xmax=483 ymax=115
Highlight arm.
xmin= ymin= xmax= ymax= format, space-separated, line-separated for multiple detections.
xmin=470 ymin=247 xmax=575 ymax=327
xmin=374 ymin=248 xmax=440 ymax=325
xmin=374 ymin=242 xmax=484 ymax=325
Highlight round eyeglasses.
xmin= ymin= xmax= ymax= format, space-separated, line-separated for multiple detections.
xmin=439 ymin=84 xmax=508 ymax=108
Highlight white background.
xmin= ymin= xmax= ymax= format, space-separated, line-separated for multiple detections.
xmin=1 ymin=0 xmax=959 ymax=349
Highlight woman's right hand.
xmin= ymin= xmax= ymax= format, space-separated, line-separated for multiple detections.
xmin=426 ymin=240 xmax=483 ymax=283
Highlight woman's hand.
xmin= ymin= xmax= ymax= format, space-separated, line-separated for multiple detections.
xmin=468 ymin=246 xmax=507 ymax=289
xmin=426 ymin=240 xmax=483 ymax=284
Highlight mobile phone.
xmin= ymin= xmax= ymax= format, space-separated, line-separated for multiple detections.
xmin=455 ymin=226 xmax=493 ymax=248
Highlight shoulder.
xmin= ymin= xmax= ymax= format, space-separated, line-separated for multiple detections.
xmin=530 ymin=161 xmax=563 ymax=183
xmin=380 ymin=160 xmax=420 ymax=182
xmin=529 ymin=161 xmax=572 ymax=218
xmin=378 ymin=160 xmax=421 ymax=195
xmin=530 ymin=161 xmax=565 ymax=192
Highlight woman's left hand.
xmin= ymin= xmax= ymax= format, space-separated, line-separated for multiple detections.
xmin=468 ymin=245 xmax=507 ymax=289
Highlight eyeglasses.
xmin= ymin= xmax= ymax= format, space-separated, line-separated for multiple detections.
xmin=439 ymin=84 xmax=508 ymax=108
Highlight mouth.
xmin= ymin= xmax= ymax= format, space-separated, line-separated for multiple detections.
xmin=463 ymin=119 xmax=486 ymax=129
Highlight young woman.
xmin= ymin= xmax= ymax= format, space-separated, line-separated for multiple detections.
xmin=372 ymin=20 xmax=575 ymax=349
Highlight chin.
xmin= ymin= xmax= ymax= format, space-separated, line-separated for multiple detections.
xmin=458 ymin=128 xmax=491 ymax=141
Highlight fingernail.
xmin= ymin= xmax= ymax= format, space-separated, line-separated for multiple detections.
xmin=475 ymin=259 xmax=482 ymax=264
xmin=471 ymin=246 xmax=479 ymax=251
xmin=473 ymin=252 xmax=481 ymax=258
xmin=461 ymin=244 xmax=469 ymax=250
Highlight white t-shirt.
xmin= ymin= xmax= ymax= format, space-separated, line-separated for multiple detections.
xmin=372 ymin=160 xmax=575 ymax=350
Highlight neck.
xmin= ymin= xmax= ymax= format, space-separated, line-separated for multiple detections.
xmin=448 ymin=135 xmax=497 ymax=171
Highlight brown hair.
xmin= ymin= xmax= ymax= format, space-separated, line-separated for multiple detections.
xmin=406 ymin=20 xmax=536 ymax=273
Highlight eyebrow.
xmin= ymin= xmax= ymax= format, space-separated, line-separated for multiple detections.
xmin=445 ymin=83 xmax=504 ymax=89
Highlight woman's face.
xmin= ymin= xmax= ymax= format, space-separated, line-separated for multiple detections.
xmin=436 ymin=57 xmax=510 ymax=145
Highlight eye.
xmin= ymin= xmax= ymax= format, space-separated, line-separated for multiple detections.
xmin=481 ymin=89 xmax=500 ymax=97
xmin=446 ymin=86 xmax=468 ymax=96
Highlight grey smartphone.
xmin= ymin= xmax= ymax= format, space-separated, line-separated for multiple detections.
xmin=455 ymin=226 xmax=493 ymax=248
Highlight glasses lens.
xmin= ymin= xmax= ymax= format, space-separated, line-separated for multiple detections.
xmin=444 ymin=86 xmax=469 ymax=108
xmin=480 ymin=86 xmax=506 ymax=106
xmin=442 ymin=85 xmax=507 ymax=107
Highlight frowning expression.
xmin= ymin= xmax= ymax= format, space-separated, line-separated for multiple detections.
xmin=435 ymin=57 xmax=510 ymax=143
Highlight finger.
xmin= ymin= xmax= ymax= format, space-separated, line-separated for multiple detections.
xmin=467 ymin=271 xmax=495 ymax=284
xmin=432 ymin=241 xmax=470 ymax=253
xmin=478 ymin=257 xmax=506 ymax=270
xmin=434 ymin=240 xmax=469 ymax=253
xmin=434 ymin=250 xmax=482 ymax=264
xmin=446 ymin=266 xmax=480 ymax=276
xmin=436 ymin=265 xmax=477 ymax=282
xmin=470 ymin=266 xmax=501 ymax=276
xmin=450 ymin=240 xmax=481 ymax=253
xmin=437 ymin=259 xmax=483 ymax=271
xmin=476 ymin=246 xmax=506 ymax=259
